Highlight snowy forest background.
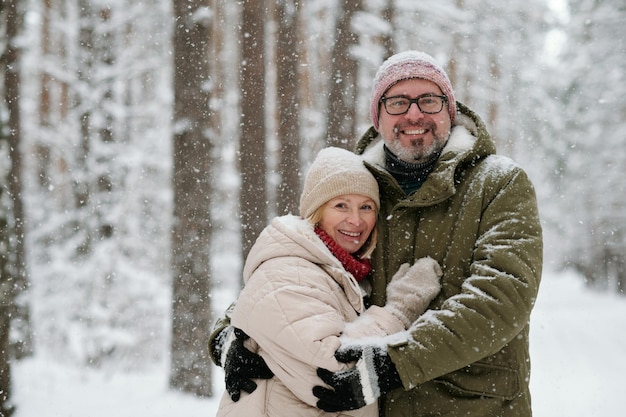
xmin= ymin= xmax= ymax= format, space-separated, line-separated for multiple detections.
xmin=0 ymin=0 xmax=624 ymax=408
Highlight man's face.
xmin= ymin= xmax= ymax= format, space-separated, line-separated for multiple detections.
xmin=377 ymin=78 xmax=452 ymax=164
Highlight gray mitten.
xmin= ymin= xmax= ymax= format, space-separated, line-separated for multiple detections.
xmin=384 ymin=257 xmax=442 ymax=327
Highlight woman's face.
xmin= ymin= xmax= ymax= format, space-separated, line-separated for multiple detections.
xmin=318 ymin=194 xmax=377 ymax=254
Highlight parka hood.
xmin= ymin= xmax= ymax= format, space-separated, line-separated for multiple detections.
xmin=242 ymin=215 xmax=336 ymax=283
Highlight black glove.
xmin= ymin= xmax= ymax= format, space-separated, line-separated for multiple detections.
xmin=312 ymin=344 xmax=403 ymax=412
xmin=216 ymin=327 xmax=274 ymax=401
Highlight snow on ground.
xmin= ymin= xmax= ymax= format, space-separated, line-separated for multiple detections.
xmin=12 ymin=359 xmax=223 ymax=417
xmin=529 ymin=270 xmax=626 ymax=416
xmin=12 ymin=269 xmax=626 ymax=416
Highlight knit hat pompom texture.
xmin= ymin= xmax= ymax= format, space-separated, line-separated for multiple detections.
xmin=299 ymin=147 xmax=380 ymax=219
xmin=370 ymin=50 xmax=457 ymax=130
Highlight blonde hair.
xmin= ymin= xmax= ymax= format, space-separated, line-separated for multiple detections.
xmin=307 ymin=203 xmax=378 ymax=259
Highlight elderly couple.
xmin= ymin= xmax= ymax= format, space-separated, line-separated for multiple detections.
xmin=209 ymin=51 xmax=543 ymax=417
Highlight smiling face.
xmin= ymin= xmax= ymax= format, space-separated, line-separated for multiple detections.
xmin=317 ymin=194 xmax=377 ymax=254
xmin=378 ymin=78 xmax=452 ymax=164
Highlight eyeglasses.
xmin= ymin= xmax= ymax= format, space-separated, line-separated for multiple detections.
xmin=380 ymin=94 xmax=448 ymax=116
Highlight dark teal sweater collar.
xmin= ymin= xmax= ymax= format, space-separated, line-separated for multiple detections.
xmin=384 ymin=145 xmax=440 ymax=195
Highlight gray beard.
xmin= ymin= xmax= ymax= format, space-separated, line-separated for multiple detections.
xmin=385 ymin=132 xmax=449 ymax=164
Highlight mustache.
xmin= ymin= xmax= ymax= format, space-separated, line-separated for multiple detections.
xmin=393 ymin=121 xmax=437 ymax=133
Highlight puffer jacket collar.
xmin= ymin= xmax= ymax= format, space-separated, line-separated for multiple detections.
xmin=357 ymin=102 xmax=496 ymax=206
xmin=242 ymin=215 xmax=365 ymax=312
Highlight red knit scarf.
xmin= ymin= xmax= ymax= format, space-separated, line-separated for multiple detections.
xmin=314 ymin=227 xmax=371 ymax=282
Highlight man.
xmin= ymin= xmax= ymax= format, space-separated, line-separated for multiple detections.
xmin=209 ymin=50 xmax=543 ymax=417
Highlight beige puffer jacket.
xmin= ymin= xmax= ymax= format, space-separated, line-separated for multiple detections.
xmin=216 ymin=215 xmax=406 ymax=417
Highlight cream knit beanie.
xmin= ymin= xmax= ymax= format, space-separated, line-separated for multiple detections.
xmin=299 ymin=147 xmax=380 ymax=219
xmin=370 ymin=50 xmax=457 ymax=130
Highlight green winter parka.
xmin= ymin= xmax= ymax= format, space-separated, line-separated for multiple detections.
xmin=357 ymin=102 xmax=543 ymax=417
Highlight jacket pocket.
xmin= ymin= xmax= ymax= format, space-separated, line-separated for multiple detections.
xmin=433 ymin=361 xmax=521 ymax=400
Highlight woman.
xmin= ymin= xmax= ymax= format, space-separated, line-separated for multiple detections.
xmin=216 ymin=147 xmax=441 ymax=417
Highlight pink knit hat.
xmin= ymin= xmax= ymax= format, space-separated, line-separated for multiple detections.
xmin=370 ymin=51 xmax=457 ymax=130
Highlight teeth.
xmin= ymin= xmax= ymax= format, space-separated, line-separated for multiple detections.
xmin=341 ymin=230 xmax=360 ymax=238
xmin=404 ymin=129 xmax=426 ymax=135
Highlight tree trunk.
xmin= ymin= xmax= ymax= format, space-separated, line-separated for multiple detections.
xmin=239 ymin=0 xmax=267 ymax=262
xmin=275 ymin=0 xmax=301 ymax=215
xmin=4 ymin=0 xmax=33 ymax=364
xmin=1 ymin=3 xmax=22 ymax=413
xmin=170 ymin=0 xmax=213 ymax=397
xmin=380 ymin=0 xmax=395 ymax=60
xmin=324 ymin=0 xmax=362 ymax=149
xmin=0 ymin=127 xmax=16 ymax=417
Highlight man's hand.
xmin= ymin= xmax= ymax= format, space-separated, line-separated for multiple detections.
xmin=215 ymin=327 xmax=273 ymax=401
xmin=312 ymin=344 xmax=402 ymax=412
